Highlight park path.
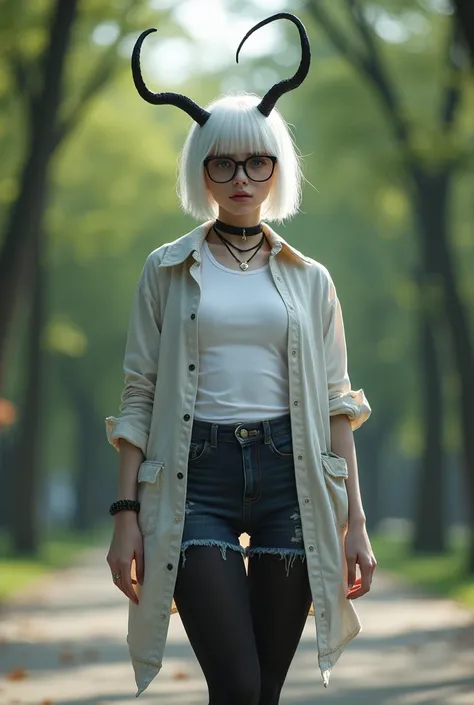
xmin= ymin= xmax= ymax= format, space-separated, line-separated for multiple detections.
xmin=1 ymin=544 xmax=474 ymax=705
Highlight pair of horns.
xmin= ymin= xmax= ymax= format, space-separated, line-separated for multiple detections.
xmin=131 ymin=12 xmax=311 ymax=126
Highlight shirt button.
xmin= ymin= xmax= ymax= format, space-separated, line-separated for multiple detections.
xmin=177 ymin=472 xmax=184 ymax=479
xmin=321 ymin=612 xmax=325 ymax=619
xmin=297 ymin=455 xmax=303 ymax=460
xmin=308 ymin=545 xmax=314 ymax=552
xmin=292 ymin=350 xmax=297 ymax=357
xmin=304 ymin=498 xmax=310 ymax=504
xmin=190 ymin=313 xmax=196 ymax=320
xmin=167 ymin=563 xmax=173 ymax=570
xmin=174 ymin=517 xmax=182 ymax=523
xmin=276 ymin=276 xmax=282 ymax=281
xmin=189 ymin=364 xmax=195 ymax=371
xmin=293 ymin=400 xmax=299 ymax=406
xmin=183 ymin=414 xmax=190 ymax=421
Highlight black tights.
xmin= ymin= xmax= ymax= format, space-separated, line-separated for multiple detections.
xmin=173 ymin=546 xmax=313 ymax=705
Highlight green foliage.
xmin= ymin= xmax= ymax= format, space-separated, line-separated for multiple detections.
xmin=372 ymin=531 xmax=474 ymax=608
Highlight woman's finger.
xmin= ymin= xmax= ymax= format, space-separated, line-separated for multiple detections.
xmin=346 ymin=553 xmax=357 ymax=588
xmin=121 ymin=571 xmax=139 ymax=604
xmin=135 ymin=546 xmax=145 ymax=585
xmin=115 ymin=561 xmax=138 ymax=604
xmin=359 ymin=560 xmax=372 ymax=594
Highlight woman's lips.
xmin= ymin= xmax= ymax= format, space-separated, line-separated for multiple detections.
xmin=230 ymin=194 xmax=252 ymax=201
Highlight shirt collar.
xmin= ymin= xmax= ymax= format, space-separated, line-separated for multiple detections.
xmin=159 ymin=220 xmax=311 ymax=267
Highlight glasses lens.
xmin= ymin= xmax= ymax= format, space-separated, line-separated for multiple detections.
xmin=206 ymin=156 xmax=276 ymax=182
xmin=245 ymin=156 xmax=274 ymax=181
xmin=206 ymin=158 xmax=236 ymax=183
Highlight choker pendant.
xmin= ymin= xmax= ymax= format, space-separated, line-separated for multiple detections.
xmin=240 ymin=261 xmax=249 ymax=271
xmin=214 ymin=219 xmax=262 ymax=242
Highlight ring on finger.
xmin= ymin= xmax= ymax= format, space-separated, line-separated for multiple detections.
xmin=112 ymin=572 xmax=121 ymax=583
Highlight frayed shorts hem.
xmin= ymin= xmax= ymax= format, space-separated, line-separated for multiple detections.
xmin=179 ymin=539 xmax=306 ymax=576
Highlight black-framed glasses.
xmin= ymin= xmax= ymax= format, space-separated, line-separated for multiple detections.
xmin=203 ymin=155 xmax=277 ymax=183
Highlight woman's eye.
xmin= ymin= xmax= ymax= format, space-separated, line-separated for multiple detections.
xmin=216 ymin=160 xmax=231 ymax=168
xmin=250 ymin=158 xmax=263 ymax=167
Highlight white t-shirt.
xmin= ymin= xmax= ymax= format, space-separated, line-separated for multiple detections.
xmin=193 ymin=240 xmax=290 ymax=422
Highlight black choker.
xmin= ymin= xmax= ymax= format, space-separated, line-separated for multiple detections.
xmin=215 ymin=219 xmax=262 ymax=242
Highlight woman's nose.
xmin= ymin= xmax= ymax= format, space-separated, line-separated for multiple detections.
xmin=233 ymin=164 xmax=248 ymax=183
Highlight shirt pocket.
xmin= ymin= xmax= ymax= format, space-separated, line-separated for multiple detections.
xmin=321 ymin=452 xmax=349 ymax=529
xmin=137 ymin=460 xmax=164 ymax=536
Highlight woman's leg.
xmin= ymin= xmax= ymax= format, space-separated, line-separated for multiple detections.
xmin=247 ymin=552 xmax=313 ymax=705
xmin=174 ymin=545 xmax=261 ymax=705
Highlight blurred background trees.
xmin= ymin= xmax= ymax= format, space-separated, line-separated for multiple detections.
xmin=0 ymin=0 xmax=473 ymax=583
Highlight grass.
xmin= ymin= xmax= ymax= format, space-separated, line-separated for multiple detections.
xmin=0 ymin=524 xmax=109 ymax=603
xmin=372 ymin=531 xmax=474 ymax=609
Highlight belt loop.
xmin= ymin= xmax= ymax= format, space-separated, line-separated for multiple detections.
xmin=210 ymin=423 xmax=218 ymax=448
xmin=263 ymin=420 xmax=272 ymax=445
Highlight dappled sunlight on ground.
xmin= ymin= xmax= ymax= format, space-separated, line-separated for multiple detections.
xmin=0 ymin=548 xmax=473 ymax=704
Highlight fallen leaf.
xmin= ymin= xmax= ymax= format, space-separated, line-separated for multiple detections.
xmin=173 ymin=670 xmax=189 ymax=680
xmin=6 ymin=668 xmax=27 ymax=681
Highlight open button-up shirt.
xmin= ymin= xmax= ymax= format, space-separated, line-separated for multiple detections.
xmin=106 ymin=220 xmax=371 ymax=697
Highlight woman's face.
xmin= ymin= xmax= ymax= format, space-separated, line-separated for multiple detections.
xmin=204 ymin=151 xmax=277 ymax=222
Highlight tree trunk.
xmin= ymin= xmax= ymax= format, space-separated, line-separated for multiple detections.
xmin=452 ymin=0 xmax=474 ymax=64
xmin=412 ymin=296 xmax=446 ymax=552
xmin=0 ymin=0 xmax=78 ymax=394
xmin=73 ymin=389 xmax=104 ymax=531
xmin=0 ymin=430 xmax=14 ymax=533
xmin=11 ymin=230 xmax=44 ymax=555
xmin=413 ymin=169 xmax=474 ymax=568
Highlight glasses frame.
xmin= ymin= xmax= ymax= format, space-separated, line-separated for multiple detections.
xmin=203 ymin=155 xmax=278 ymax=183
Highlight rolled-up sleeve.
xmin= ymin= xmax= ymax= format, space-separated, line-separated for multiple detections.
xmin=106 ymin=270 xmax=161 ymax=454
xmin=323 ymin=286 xmax=371 ymax=431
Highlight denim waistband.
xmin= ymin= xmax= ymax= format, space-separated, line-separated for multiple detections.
xmin=191 ymin=412 xmax=291 ymax=445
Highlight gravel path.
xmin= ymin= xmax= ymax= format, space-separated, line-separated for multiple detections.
xmin=1 ymin=545 xmax=474 ymax=704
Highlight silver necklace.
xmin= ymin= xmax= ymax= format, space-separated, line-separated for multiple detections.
xmin=213 ymin=227 xmax=266 ymax=271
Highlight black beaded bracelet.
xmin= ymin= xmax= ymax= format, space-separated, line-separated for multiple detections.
xmin=109 ymin=499 xmax=140 ymax=516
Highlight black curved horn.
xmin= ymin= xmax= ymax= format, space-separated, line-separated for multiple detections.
xmin=131 ymin=28 xmax=211 ymax=126
xmin=236 ymin=13 xmax=311 ymax=117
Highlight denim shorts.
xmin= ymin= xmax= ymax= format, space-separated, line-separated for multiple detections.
xmin=180 ymin=412 xmax=306 ymax=576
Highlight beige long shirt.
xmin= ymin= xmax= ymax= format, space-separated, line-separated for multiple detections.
xmin=106 ymin=220 xmax=371 ymax=697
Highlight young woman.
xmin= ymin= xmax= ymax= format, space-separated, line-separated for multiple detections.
xmin=106 ymin=12 xmax=376 ymax=704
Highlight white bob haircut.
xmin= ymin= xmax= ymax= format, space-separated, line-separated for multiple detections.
xmin=177 ymin=93 xmax=303 ymax=223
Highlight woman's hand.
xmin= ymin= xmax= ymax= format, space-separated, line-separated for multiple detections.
xmin=344 ymin=520 xmax=377 ymax=599
xmin=106 ymin=512 xmax=144 ymax=605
